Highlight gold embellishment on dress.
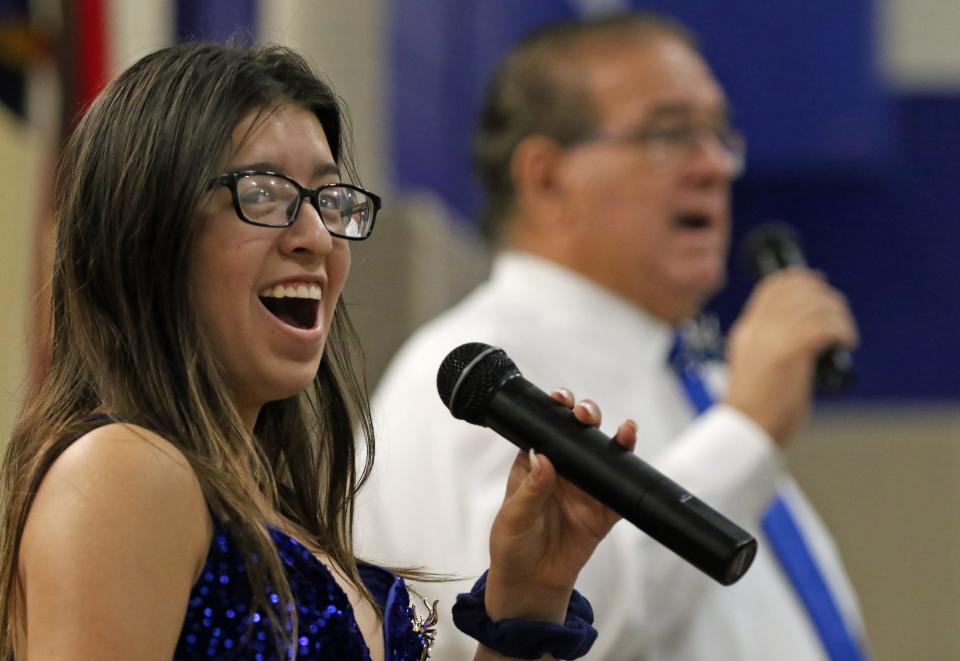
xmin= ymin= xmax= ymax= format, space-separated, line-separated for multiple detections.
xmin=411 ymin=597 xmax=439 ymax=660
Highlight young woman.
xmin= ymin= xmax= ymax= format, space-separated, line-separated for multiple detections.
xmin=0 ymin=43 xmax=636 ymax=660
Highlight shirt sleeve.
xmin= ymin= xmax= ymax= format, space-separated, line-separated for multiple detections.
xmin=567 ymin=403 xmax=787 ymax=656
xmin=654 ymin=403 xmax=784 ymax=530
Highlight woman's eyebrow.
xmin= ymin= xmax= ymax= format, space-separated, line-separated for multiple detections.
xmin=224 ymin=160 xmax=280 ymax=174
xmin=314 ymin=163 xmax=341 ymax=180
xmin=223 ymin=161 xmax=341 ymax=180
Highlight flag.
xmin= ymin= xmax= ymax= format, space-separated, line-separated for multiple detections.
xmin=0 ymin=0 xmax=52 ymax=118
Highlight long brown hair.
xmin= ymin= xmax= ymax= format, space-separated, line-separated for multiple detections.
xmin=0 ymin=42 xmax=375 ymax=656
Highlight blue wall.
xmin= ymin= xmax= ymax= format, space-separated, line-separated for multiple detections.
xmin=717 ymin=95 xmax=960 ymax=400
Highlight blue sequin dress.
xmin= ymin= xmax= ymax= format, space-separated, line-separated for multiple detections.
xmin=174 ymin=523 xmax=431 ymax=660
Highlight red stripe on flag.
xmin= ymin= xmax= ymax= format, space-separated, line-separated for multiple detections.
xmin=75 ymin=0 xmax=109 ymax=111
xmin=28 ymin=0 xmax=112 ymax=386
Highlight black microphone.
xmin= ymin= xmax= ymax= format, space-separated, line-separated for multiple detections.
xmin=740 ymin=221 xmax=855 ymax=395
xmin=437 ymin=342 xmax=757 ymax=586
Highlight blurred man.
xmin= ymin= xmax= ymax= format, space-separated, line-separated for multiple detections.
xmin=357 ymin=12 xmax=866 ymax=660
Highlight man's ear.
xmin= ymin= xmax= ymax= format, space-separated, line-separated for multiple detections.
xmin=510 ymin=135 xmax=566 ymax=233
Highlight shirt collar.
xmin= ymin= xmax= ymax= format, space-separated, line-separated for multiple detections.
xmin=491 ymin=251 xmax=676 ymax=365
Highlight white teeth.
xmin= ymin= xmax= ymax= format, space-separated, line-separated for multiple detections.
xmin=258 ymin=283 xmax=323 ymax=300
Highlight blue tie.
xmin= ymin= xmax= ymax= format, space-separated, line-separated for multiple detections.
xmin=669 ymin=334 xmax=867 ymax=661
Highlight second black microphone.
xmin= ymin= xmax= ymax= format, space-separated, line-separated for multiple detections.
xmin=437 ymin=342 xmax=757 ymax=586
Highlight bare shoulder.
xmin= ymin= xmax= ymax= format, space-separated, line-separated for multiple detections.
xmin=22 ymin=421 xmax=211 ymax=558
xmin=66 ymin=422 xmax=196 ymax=479
xmin=60 ymin=420 xmax=195 ymax=472
xmin=18 ymin=422 xmax=213 ymax=658
xmin=25 ymin=422 xmax=208 ymax=532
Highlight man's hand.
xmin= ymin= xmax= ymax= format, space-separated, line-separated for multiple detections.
xmin=724 ymin=268 xmax=859 ymax=445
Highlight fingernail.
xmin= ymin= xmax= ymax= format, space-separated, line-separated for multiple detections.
xmin=528 ymin=448 xmax=541 ymax=474
xmin=553 ymin=387 xmax=573 ymax=401
xmin=579 ymin=400 xmax=597 ymax=418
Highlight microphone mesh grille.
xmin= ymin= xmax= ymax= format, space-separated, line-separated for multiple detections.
xmin=739 ymin=221 xmax=805 ymax=278
xmin=436 ymin=342 xmax=519 ymax=424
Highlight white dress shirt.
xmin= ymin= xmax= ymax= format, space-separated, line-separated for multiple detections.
xmin=355 ymin=252 xmax=866 ymax=660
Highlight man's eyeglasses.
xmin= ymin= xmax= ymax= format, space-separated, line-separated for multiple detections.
xmin=212 ymin=171 xmax=382 ymax=240
xmin=569 ymin=124 xmax=746 ymax=176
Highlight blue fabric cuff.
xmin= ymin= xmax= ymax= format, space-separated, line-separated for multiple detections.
xmin=452 ymin=570 xmax=597 ymax=660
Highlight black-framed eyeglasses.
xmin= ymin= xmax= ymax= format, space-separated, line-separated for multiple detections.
xmin=569 ymin=124 xmax=746 ymax=177
xmin=212 ymin=170 xmax=382 ymax=240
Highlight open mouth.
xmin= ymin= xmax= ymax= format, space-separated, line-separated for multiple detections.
xmin=673 ymin=212 xmax=712 ymax=230
xmin=258 ymin=284 xmax=322 ymax=330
